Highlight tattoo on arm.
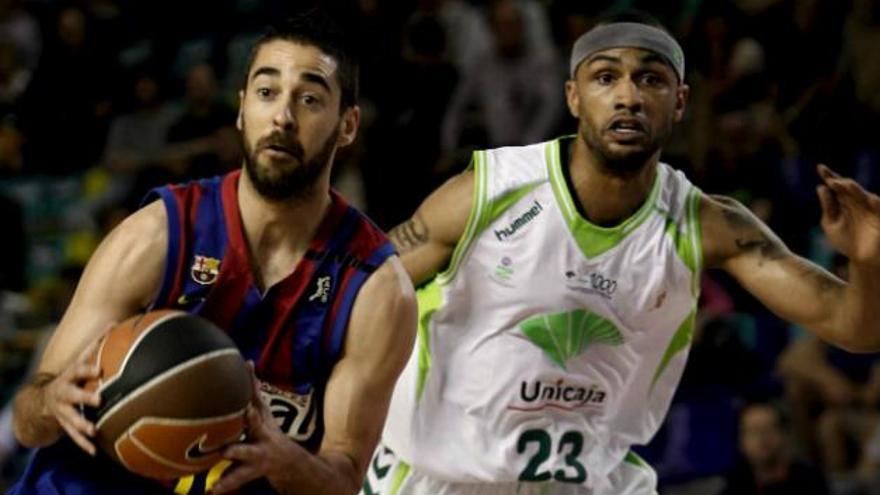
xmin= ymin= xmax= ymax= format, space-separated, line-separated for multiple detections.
xmin=388 ymin=213 xmax=429 ymax=254
xmin=720 ymin=200 xmax=786 ymax=266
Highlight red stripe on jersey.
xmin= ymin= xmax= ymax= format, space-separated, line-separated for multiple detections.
xmin=165 ymin=186 xmax=191 ymax=307
xmin=200 ymin=171 xmax=252 ymax=330
xmin=257 ymin=193 xmax=349 ymax=380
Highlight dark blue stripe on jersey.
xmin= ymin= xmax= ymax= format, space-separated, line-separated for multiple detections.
xmin=192 ymin=176 xmax=227 ymax=265
xmin=143 ymin=187 xmax=181 ymax=311
xmin=326 ymin=240 xmax=396 ymax=364
xmin=228 ymin=286 xmax=267 ymax=362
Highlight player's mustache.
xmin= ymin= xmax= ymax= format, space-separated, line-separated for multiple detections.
xmin=257 ymin=133 xmax=304 ymax=160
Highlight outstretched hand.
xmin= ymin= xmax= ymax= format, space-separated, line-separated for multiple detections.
xmin=817 ymin=164 xmax=880 ymax=266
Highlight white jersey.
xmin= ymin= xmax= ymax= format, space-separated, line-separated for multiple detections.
xmin=383 ymin=138 xmax=703 ymax=493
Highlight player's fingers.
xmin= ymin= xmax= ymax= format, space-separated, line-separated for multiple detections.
xmin=63 ymin=384 xmax=101 ymax=408
xmin=840 ymin=179 xmax=870 ymax=206
xmin=817 ymin=163 xmax=840 ymax=182
xmin=223 ymin=443 xmax=262 ymax=463
xmin=59 ymin=418 xmax=96 ymax=456
xmin=70 ymin=361 xmax=101 ymax=381
xmin=58 ymin=403 xmax=96 ymax=437
xmin=211 ymin=464 xmax=261 ymax=494
xmin=817 ymin=185 xmax=840 ymax=223
xmin=246 ymin=361 xmax=260 ymax=399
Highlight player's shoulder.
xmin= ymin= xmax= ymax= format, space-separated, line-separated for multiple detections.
xmin=115 ymin=200 xmax=168 ymax=243
xmin=98 ymin=200 xmax=168 ymax=274
xmin=348 ymin=255 xmax=417 ymax=350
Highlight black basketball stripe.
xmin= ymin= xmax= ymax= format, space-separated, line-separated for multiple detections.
xmin=95 ymin=349 xmax=245 ymax=430
xmin=85 ymin=315 xmax=238 ymax=422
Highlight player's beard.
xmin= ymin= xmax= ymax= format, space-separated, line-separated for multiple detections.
xmin=579 ymin=113 xmax=672 ymax=176
xmin=241 ymin=123 xmax=339 ymax=201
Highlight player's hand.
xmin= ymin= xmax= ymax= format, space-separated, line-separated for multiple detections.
xmin=213 ymin=363 xmax=303 ymax=494
xmin=42 ymin=338 xmax=102 ymax=455
xmin=817 ymin=164 xmax=880 ymax=267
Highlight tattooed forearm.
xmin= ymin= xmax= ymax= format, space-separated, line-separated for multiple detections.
xmin=389 ymin=213 xmax=429 ymax=253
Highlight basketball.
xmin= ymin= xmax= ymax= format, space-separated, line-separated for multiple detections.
xmin=83 ymin=310 xmax=252 ymax=479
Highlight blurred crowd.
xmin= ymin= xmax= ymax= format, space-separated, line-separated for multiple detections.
xmin=1 ymin=0 xmax=880 ymax=493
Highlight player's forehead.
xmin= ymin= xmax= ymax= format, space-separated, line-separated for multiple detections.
xmin=248 ymin=39 xmax=340 ymax=91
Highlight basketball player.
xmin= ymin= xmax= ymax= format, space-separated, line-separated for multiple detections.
xmin=9 ymin=11 xmax=416 ymax=495
xmin=362 ymin=14 xmax=880 ymax=495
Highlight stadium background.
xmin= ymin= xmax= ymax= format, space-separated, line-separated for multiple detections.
xmin=1 ymin=0 xmax=879 ymax=493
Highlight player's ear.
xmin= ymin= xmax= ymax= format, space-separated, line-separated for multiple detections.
xmin=236 ymin=90 xmax=244 ymax=131
xmin=337 ymin=105 xmax=360 ymax=148
xmin=673 ymin=83 xmax=689 ymax=123
xmin=565 ymin=79 xmax=580 ymax=118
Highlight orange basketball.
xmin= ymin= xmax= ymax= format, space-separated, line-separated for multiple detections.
xmin=84 ymin=310 xmax=252 ymax=479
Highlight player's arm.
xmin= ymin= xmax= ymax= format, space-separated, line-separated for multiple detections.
xmin=703 ymin=165 xmax=880 ymax=352
xmin=12 ymin=201 xmax=167 ymax=453
xmin=213 ymin=257 xmax=417 ymax=495
xmin=387 ymin=170 xmax=473 ymax=286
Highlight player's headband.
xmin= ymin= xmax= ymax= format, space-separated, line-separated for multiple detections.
xmin=570 ymin=22 xmax=685 ymax=81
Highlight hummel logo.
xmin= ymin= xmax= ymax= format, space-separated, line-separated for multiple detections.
xmin=495 ymin=200 xmax=543 ymax=241
xmin=309 ymin=276 xmax=332 ymax=303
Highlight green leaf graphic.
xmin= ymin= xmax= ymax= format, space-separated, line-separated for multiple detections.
xmin=519 ymin=310 xmax=624 ymax=370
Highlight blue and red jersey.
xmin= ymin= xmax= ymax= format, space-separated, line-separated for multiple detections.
xmin=9 ymin=170 xmax=395 ymax=495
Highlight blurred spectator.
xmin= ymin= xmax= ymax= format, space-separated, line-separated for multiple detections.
xmin=441 ymin=0 xmax=563 ymax=152
xmin=103 ymin=67 xmax=178 ymax=173
xmin=841 ymin=0 xmax=880 ymax=115
xmin=16 ymin=6 xmax=114 ymax=174
xmin=0 ymin=40 xmax=28 ymax=106
xmin=781 ymin=335 xmax=880 ymax=472
xmin=0 ymin=0 xmax=39 ymax=72
xmin=0 ymin=194 xmax=24 ymax=292
xmin=0 ymin=115 xmax=23 ymax=174
xmin=415 ymin=0 xmax=491 ymax=71
xmin=721 ymin=401 xmax=829 ymax=495
xmin=362 ymin=12 xmax=458 ymax=227
xmin=102 ymin=67 xmax=179 ymax=208
xmin=165 ymin=63 xmax=239 ymax=178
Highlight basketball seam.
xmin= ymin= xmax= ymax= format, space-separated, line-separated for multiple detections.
xmin=113 ymin=411 xmax=246 ymax=476
xmin=96 ymin=348 xmax=245 ymax=430
xmin=99 ymin=311 xmax=187 ymax=392
xmin=119 ymin=432 xmax=203 ymax=477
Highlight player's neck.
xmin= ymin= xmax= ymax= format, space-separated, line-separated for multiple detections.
xmin=567 ymin=137 xmax=658 ymax=227
xmin=237 ymin=168 xmax=332 ymax=292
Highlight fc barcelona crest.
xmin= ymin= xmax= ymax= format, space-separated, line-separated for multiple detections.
xmin=191 ymin=255 xmax=221 ymax=285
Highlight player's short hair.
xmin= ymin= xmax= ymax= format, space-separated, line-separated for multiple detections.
xmin=243 ymin=7 xmax=359 ymax=111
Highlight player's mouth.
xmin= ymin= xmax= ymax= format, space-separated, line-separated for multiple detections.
xmin=606 ymin=117 xmax=647 ymax=142
xmin=262 ymin=144 xmax=300 ymax=160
